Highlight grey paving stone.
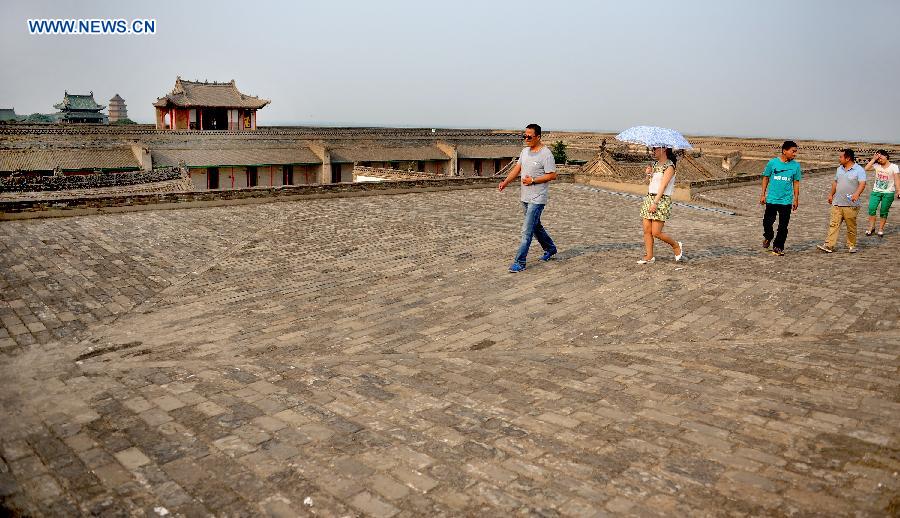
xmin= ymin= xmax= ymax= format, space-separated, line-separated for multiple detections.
xmin=0 ymin=179 xmax=898 ymax=516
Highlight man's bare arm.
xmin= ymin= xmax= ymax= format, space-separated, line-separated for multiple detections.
xmin=498 ymin=162 xmax=522 ymax=191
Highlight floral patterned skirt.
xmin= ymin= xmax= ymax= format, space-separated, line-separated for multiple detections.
xmin=640 ymin=194 xmax=673 ymax=221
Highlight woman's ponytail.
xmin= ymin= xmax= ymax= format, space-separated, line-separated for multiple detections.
xmin=665 ymin=148 xmax=678 ymax=168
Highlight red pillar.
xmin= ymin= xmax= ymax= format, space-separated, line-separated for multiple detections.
xmin=199 ymin=109 xmax=203 ymax=131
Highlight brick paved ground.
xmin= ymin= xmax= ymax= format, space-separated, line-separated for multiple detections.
xmin=1 ymin=175 xmax=898 ymax=517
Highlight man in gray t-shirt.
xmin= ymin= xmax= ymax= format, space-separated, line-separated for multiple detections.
xmin=498 ymin=123 xmax=558 ymax=272
xmin=817 ymin=148 xmax=867 ymax=253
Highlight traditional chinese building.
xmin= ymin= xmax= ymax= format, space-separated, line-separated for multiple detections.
xmin=108 ymin=94 xmax=128 ymax=123
xmin=153 ymin=77 xmax=270 ymax=131
xmin=0 ymin=108 xmax=19 ymax=122
xmin=53 ymin=92 xmax=108 ymax=124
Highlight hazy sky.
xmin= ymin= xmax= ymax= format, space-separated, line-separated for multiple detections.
xmin=2 ymin=0 xmax=898 ymax=143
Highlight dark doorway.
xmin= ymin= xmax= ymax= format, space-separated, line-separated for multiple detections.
xmin=494 ymin=159 xmax=502 ymax=174
xmin=201 ymin=109 xmax=227 ymax=130
xmin=247 ymin=166 xmax=258 ymax=187
xmin=474 ymin=160 xmax=482 ymax=176
xmin=208 ymin=167 xmax=219 ymax=189
xmin=283 ymin=165 xmax=294 ymax=185
xmin=331 ymin=164 xmax=342 ymax=183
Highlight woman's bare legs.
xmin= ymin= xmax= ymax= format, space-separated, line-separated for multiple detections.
xmin=651 ymin=220 xmax=681 ymax=255
xmin=642 ymin=218 xmax=654 ymax=260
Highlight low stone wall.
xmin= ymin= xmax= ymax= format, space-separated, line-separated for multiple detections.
xmin=353 ymin=165 xmax=578 ymax=182
xmin=687 ymin=166 xmax=835 ymax=194
xmin=0 ymin=175 xmax=193 ymax=201
xmin=0 ymin=167 xmax=183 ymax=193
xmin=1 ymin=172 xmax=578 ymax=220
xmin=1 ymin=163 xmax=759 ymax=220
xmin=353 ymin=165 xmax=448 ymax=181
xmin=573 ymin=165 xmax=835 ymax=202
xmin=572 ymin=176 xmax=692 ymax=201
xmin=0 ymin=176 xmax=504 ymax=220
xmin=555 ymin=164 xmax=581 ymax=174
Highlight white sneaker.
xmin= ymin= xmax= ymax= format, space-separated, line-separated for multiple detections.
xmin=848 ymin=247 xmax=859 ymax=253
xmin=675 ymin=242 xmax=684 ymax=262
xmin=637 ymin=257 xmax=655 ymax=264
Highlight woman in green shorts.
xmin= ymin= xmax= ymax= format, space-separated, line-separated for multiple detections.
xmin=638 ymin=147 xmax=684 ymax=264
xmin=864 ymin=150 xmax=899 ymax=237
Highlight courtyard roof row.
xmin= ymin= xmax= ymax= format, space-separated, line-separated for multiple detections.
xmin=0 ymin=142 xmax=524 ymax=171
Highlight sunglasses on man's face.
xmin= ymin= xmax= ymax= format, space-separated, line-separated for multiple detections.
xmin=523 ymin=134 xmax=536 ymax=140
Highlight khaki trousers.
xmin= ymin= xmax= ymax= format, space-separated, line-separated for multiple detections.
xmin=824 ymin=205 xmax=859 ymax=249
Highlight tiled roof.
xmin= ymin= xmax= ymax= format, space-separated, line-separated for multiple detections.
xmin=110 ymin=94 xmax=125 ymax=102
xmin=153 ymin=78 xmax=270 ymax=109
xmin=53 ymin=92 xmax=105 ymax=111
xmin=151 ymin=147 xmax=320 ymax=167
xmin=456 ymin=145 xmax=521 ymax=159
xmin=0 ymin=109 xmax=17 ymax=121
xmin=727 ymin=159 xmax=770 ymax=176
xmin=0 ymin=148 xmax=140 ymax=172
xmin=329 ymin=146 xmax=450 ymax=163
xmin=566 ymin=148 xmax=598 ymax=161
xmin=690 ymin=156 xmax=726 ymax=173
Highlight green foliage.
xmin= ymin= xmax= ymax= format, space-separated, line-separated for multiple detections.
xmin=551 ymin=140 xmax=568 ymax=164
xmin=25 ymin=113 xmax=54 ymax=123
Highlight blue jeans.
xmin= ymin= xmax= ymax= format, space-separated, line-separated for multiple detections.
xmin=514 ymin=202 xmax=556 ymax=266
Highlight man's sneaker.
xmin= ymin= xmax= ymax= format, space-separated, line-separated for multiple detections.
xmin=540 ymin=249 xmax=558 ymax=261
xmin=770 ymin=248 xmax=785 ymax=256
xmin=816 ymin=244 xmax=834 ymax=253
xmin=636 ymin=257 xmax=655 ymax=264
xmin=508 ymin=263 xmax=526 ymax=273
xmin=762 ymin=239 xmax=771 ymax=249
xmin=848 ymin=247 xmax=859 ymax=253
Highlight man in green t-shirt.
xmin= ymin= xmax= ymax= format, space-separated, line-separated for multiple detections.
xmin=760 ymin=140 xmax=802 ymax=256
